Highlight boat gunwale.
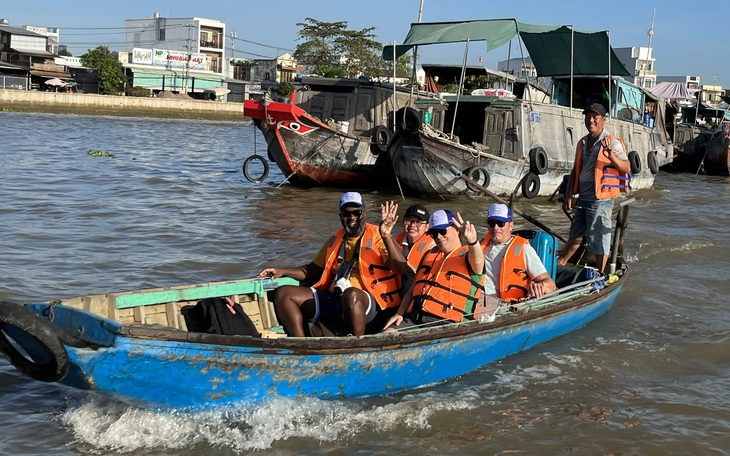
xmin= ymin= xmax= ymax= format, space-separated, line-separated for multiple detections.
xmin=110 ymin=267 xmax=627 ymax=352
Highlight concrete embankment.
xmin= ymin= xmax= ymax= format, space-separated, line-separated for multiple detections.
xmin=0 ymin=90 xmax=247 ymax=121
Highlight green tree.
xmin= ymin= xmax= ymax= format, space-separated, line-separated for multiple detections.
xmin=80 ymin=46 xmax=125 ymax=95
xmin=294 ymin=18 xmax=347 ymax=74
xmin=463 ymin=75 xmax=503 ymax=92
xmin=293 ymin=18 xmax=410 ymax=80
xmin=58 ymin=48 xmax=72 ymax=57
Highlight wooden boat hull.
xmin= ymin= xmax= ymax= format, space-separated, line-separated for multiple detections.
xmin=0 ymin=267 xmax=626 ymax=411
xmin=243 ymin=100 xmax=391 ymax=188
xmin=668 ymin=124 xmax=711 ymax=173
xmin=392 ymin=100 xmax=662 ymax=197
xmin=702 ymin=123 xmax=730 ymax=176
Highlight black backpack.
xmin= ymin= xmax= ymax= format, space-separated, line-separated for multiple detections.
xmin=185 ymin=297 xmax=259 ymax=337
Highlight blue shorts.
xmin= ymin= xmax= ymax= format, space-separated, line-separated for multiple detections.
xmin=569 ymin=198 xmax=614 ymax=255
xmin=311 ymin=288 xmax=377 ymax=324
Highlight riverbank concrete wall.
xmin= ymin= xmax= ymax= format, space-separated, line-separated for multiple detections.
xmin=0 ymin=90 xmax=246 ymax=121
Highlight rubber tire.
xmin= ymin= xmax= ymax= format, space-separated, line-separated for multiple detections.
xmin=647 ymin=151 xmax=659 ymax=174
xmin=529 ymin=147 xmax=549 ymax=175
xmin=521 ymin=172 xmax=541 ymax=199
xmin=628 ymin=151 xmax=642 ymax=174
xmin=0 ymin=302 xmax=70 ymax=383
xmin=242 ymin=155 xmax=269 ymax=183
xmin=464 ymin=166 xmax=490 ymax=192
xmin=372 ymin=125 xmax=391 ymax=154
xmin=395 ymin=107 xmax=421 ymax=135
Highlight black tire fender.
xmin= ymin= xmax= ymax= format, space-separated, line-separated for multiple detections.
xmin=463 ymin=166 xmax=490 ymax=192
xmin=0 ymin=301 xmax=69 ymax=382
xmin=529 ymin=146 xmax=549 ymax=175
xmin=521 ymin=172 xmax=541 ymax=199
xmin=628 ymin=151 xmax=642 ymax=174
xmin=372 ymin=125 xmax=391 ymax=154
xmin=647 ymin=151 xmax=659 ymax=174
xmin=242 ymin=155 xmax=269 ymax=183
xmin=395 ymin=107 xmax=421 ymax=135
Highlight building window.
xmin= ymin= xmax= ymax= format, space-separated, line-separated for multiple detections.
xmin=210 ymin=57 xmax=220 ymax=73
xmin=159 ymin=29 xmax=166 ymax=41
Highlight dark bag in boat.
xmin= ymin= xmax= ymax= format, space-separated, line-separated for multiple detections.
xmin=186 ymin=297 xmax=259 ymax=337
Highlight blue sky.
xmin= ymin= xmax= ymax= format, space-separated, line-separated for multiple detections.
xmin=4 ymin=0 xmax=728 ymax=87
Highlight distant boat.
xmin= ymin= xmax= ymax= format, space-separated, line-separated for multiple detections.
xmin=385 ymin=20 xmax=673 ymax=197
xmin=243 ymin=77 xmax=412 ymax=190
xmin=701 ymin=121 xmax=730 ymax=176
xmin=667 ymin=107 xmax=730 ymax=175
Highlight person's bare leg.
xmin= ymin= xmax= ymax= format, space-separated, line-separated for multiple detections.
xmin=595 ymin=254 xmax=608 ymax=274
xmin=341 ymin=288 xmax=369 ymax=336
xmin=273 ymin=285 xmax=315 ymax=337
xmin=558 ymin=237 xmax=583 ymax=265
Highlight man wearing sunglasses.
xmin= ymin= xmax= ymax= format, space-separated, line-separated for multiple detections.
xmin=259 ymin=192 xmax=407 ymax=337
xmin=480 ymin=203 xmax=556 ymax=302
xmin=383 ymin=209 xmax=485 ymax=331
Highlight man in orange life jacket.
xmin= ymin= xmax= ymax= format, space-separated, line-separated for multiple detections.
xmin=258 ymin=192 xmax=411 ymax=337
xmin=382 ymin=209 xmax=485 ymax=331
xmin=481 ymin=203 xmax=556 ymax=301
xmin=384 ymin=203 xmax=434 ymax=293
xmin=558 ymin=102 xmax=631 ymax=273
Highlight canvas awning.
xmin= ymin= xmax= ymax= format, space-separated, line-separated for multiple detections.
xmin=11 ymin=47 xmax=56 ymax=58
xmin=519 ymin=26 xmax=630 ymax=77
xmin=648 ymin=81 xmax=694 ymax=100
xmin=383 ymin=19 xmax=630 ymax=77
xmin=30 ymin=69 xmax=73 ymax=79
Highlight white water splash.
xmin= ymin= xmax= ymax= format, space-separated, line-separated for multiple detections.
xmin=59 ymin=392 xmax=477 ymax=453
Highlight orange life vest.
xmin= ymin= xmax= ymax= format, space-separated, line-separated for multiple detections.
xmin=394 ymin=231 xmax=433 ymax=269
xmin=571 ymin=133 xmax=631 ymax=199
xmin=412 ymin=246 xmax=485 ymax=322
xmin=312 ymin=223 xmax=402 ymax=310
xmin=480 ymin=234 xmax=532 ymax=302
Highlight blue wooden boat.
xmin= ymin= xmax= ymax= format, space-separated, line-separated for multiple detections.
xmin=0 ymin=260 xmax=627 ymax=411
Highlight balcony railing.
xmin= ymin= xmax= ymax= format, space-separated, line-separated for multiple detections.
xmin=200 ymin=40 xmax=222 ymax=49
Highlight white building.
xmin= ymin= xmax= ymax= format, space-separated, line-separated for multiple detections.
xmin=125 ymin=13 xmax=225 ymax=73
xmin=123 ymin=13 xmax=226 ymax=96
xmin=656 ymin=75 xmax=700 ymax=91
xmin=497 ymin=57 xmax=537 ymax=80
xmin=21 ymin=25 xmax=60 ymax=54
xmin=614 ymin=46 xmax=656 ymax=89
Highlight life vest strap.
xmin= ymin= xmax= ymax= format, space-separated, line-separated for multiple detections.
xmin=416 ymin=279 xmax=476 ymax=302
xmin=421 ymin=295 xmax=475 ymax=316
xmin=379 ymin=289 xmax=401 ymax=303
xmin=445 ymin=270 xmax=484 ymax=289
xmin=371 ymin=273 xmax=398 ymax=285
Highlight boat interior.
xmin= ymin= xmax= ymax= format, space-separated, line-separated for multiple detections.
xmin=46 ymin=229 xmax=627 ymax=341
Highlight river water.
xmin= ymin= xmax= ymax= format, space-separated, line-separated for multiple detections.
xmin=1 ymin=112 xmax=729 ymax=455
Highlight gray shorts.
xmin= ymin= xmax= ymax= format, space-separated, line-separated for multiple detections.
xmin=569 ymin=198 xmax=614 ymax=255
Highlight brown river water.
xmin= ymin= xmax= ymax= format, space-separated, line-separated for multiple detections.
xmin=1 ymin=112 xmax=729 ymax=455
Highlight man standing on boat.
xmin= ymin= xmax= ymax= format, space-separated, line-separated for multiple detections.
xmin=382 ymin=209 xmax=485 ymax=331
xmin=558 ymin=103 xmax=631 ymax=273
xmin=480 ymin=203 xmax=556 ymax=302
xmin=258 ymin=192 xmax=411 ymax=337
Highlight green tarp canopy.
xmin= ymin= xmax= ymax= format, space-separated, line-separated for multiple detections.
xmin=382 ymin=19 xmax=630 ymax=77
